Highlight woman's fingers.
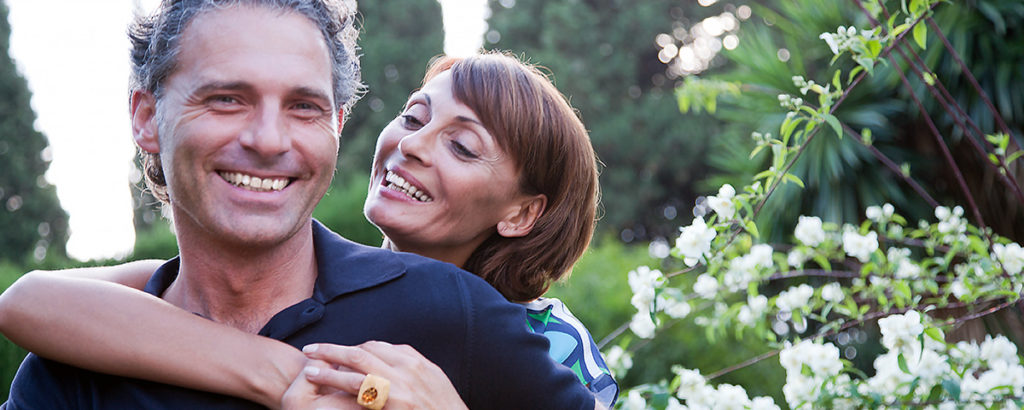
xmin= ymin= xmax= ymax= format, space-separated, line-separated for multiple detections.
xmin=303 ymin=343 xmax=392 ymax=376
xmin=301 ymin=364 xmax=364 ymax=395
xmin=282 ymin=359 xmax=359 ymax=410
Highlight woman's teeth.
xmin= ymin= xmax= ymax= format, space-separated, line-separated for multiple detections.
xmin=220 ymin=172 xmax=289 ymax=192
xmin=385 ymin=171 xmax=433 ymax=202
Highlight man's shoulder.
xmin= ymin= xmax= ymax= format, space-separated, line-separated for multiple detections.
xmin=6 ymin=353 xmax=80 ymax=409
xmin=6 ymin=353 xmax=260 ymax=409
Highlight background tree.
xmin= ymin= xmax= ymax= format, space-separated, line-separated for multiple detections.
xmin=0 ymin=1 xmax=67 ymax=266
xmin=674 ymin=0 xmax=1023 ymax=242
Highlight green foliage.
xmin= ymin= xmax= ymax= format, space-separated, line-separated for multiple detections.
xmin=313 ymin=172 xmax=381 ymax=246
xmin=0 ymin=262 xmax=27 ymax=403
xmin=692 ymin=0 xmax=1024 ymax=242
xmin=486 ymin=0 xmax=723 ymax=241
xmin=0 ymin=2 xmax=68 ymax=265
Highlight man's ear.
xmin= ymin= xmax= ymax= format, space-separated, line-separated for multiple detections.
xmin=131 ymin=90 xmax=160 ymax=153
xmin=497 ymin=194 xmax=547 ymax=238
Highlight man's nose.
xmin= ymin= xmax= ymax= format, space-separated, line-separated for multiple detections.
xmin=397 ymin=130 xmax=433 ymax=167
xmin=239 ymin=105 xmax=290 ymax=156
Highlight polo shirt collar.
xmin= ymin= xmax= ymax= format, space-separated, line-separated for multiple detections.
xmin=143 ymin=219 xmax=407 ymax=303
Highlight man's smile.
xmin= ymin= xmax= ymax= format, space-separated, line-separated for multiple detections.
xmin=218 ymin=171 xmax=291 ymax=192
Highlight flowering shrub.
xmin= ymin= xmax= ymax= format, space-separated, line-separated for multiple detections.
xmin=608 ymin=0 xmax=1024 ymax=408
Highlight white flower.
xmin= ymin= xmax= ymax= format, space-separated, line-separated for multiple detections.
xmin=604 ymin=345 xmax=633 ymax=376
xmin=693 ymin=273 xmax=719 ymax=300
xmin=707 ymin=184 xmax=736 ymax=219
xmin=622 ymin=390 xmax=647 ymax=410
xmin=842 ymin=229 xmax=878 ymax=262
xmin=749 ymin=396 xmax=780 ymax=410
xmin=980 ymin=334 xmax=1019 ymax=365
xmin=950 ymin=279 xmax=969 ymax=300
xmin=787 ymin=248 xmax=809 ymax=267
xmin=676 ymin=217 xmax=717 ymax=266
xmin=866 ymin=205 xmax=883 ymax=222
xmin=877 ymin=310 xmax=924 ymax=352
xmin=674 ymin=367 xmax=707 ymax=400
xmin=978 ymin=361 xmax=1024 ymax=396
xmin=819 ymin=32 xmax=840 ymax=54
xmin=715 ymin=384 xmax=751 ymax=410
xmin=867 ymin=203 xmax=895 ymax=222
xmin=748 ymin=244 xmax=774 ymax=268
xmin=794 ymin=216 xmax=825 ymax=247
xmin=776 ymin=284 xmax=814 ymax=312
xmin=628 ymin=266 xmax=665 ymax=312
xmin=821 ymin=282 xmax=844 ymax=303
xmin=665 ymin=397 xmax=687 ymax=410
xmin=951 ymin=340 xmax=981 ymax=366
xmin=737 ymin=294 xmax=768 ymax=326
xmin=658 ymin=289 xmax=692 ymax=319
xmin=935 ymin=205 xmax=967 ymax=241
xmin=895 ymin=259 xmax=922 ymax=279
xmin=993 ymin=242 xmax=1024 ymax=275
xmin=629 ymin=311 xmax=657 ymax=339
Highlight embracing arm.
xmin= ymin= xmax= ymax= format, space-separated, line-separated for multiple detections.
xmin=0 ymin=263 xmax=304 ymax=408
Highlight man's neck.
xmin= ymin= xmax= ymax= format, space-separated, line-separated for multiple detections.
xmin=163 ymin=221 xmax=319 ymax=334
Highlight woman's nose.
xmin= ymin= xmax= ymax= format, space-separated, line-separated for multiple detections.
xmin=397 ymin=131 xmax=433 ymax=166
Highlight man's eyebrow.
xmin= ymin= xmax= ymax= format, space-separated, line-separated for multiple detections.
xmin=192 ymin=81 xmax=253 ymax=95
xmin=291 ymin=86 xmax=333 ymax=105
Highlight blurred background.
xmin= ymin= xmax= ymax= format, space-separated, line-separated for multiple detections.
xmin=1 ymin=0 xmax=1021 ymax=405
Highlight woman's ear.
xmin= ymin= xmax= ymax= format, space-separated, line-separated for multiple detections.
xmin=131 ymin=90 xmax=160 ymax=153
xmin=497 ymin=194 xmax=547 ymax=238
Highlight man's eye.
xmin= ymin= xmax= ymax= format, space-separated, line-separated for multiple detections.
xmin=212 ymin=96 xmax=238 ymax=104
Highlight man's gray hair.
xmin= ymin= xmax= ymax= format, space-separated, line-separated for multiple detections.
xmin=131 ymin=0 xmax=362 ymax=203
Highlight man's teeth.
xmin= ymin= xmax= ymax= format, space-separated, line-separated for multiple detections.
xmin=385 ymin=171 xmax=433 ymax=202
xmin=219 ymin=172 xmax=289 ymax=192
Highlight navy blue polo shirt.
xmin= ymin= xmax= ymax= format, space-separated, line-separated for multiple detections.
xmin=5 ymin=220 xmax=594 ymax=409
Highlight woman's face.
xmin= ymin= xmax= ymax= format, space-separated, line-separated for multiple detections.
xmin=364 ymin=71 xmax=535 ymax=266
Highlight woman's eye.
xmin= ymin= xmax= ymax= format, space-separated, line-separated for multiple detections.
xmin=451 ymin=140 xmax=478 ymax=159
xmin=401 ymin=114 xmax=424 ymax=128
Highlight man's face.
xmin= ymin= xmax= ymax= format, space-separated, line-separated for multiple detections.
xmin=139 ymin=6 xmax=339 ymax=248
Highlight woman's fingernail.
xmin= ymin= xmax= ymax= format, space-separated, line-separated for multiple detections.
xmin=303 ymin=344 xmax=319 ymax=353
xmin=304 ymin=366 xmax=320 ymax=377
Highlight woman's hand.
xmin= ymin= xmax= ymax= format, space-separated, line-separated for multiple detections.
xmin=283 ymin=341 xmax=468 ymax=410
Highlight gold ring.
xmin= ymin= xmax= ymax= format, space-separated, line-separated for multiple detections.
xmin=357 ymin=374 xmax=390 ymax=410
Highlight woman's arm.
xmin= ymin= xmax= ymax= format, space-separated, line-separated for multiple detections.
xmin=0 ymin=265 xmax=305 ymax=408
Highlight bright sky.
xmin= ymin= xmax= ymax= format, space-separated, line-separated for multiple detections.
xmin=6 ymin=0 xmax=486 ymax=261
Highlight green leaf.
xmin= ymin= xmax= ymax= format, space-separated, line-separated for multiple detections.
xmin=823 ymin=113 xmax=843 ymax=139
xmin=753 ymin=169 xmax=775 ymax=181
xmin=926 ymin=384 xmax=943 ymax=403
xmin=942 ymin=378 xmax=961 ymax=400
xmin=867 ymin=39 xmax=883 ymax=58
xmin=848 ymin=66 xmax=864 ymax=84
xmin=989 ymin=153 xmax=1000 ymax=165
xmin=896 ymin=281 xmax=912 ymax=301
xmin=897 ymin=352 xmax=911 ymax=373
xmin=744 ymin=220 xmax=760 ymax=239
xmin=783 ymin=173 xmax=805 ymax=188
xmin=832 ymin=69 xmax=842 ymax=92
xmin=913 ymin=22 xmax=927 ymax=50
xmin=1008 ymin=151 xmax=1024 ymax=164
xmin=924 ymin=327 xmax=944 ymax=343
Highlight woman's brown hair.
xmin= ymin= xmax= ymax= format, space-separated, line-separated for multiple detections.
xmin=423 ymin=52 xmax=599 ymax=302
